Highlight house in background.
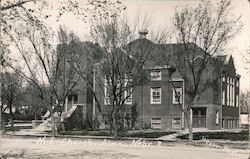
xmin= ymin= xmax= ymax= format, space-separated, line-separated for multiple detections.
xmin=239 ymin=92 xmax=249 ymax=128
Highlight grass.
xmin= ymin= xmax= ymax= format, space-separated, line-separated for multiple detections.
xmin=60 ymin=130 xmax=176 ymax=138
xmin=177 ymin=130 xmax=248 ymax=141
xmin=60 ymin=131 xmax=110 ymax=136
xmin=123 ymin=131 xmax=176 ymax=138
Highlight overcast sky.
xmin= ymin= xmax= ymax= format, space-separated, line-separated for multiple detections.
xmin=39 ymin=0 xmax=250 ymax=92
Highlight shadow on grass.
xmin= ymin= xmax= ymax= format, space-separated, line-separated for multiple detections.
xmin=60 ymin=130 xmax=176 ymax=138
xmin=0 ymin=150 xmax=25 ymax=159
xmin=177 ymin=130 xmax=248 ymax=141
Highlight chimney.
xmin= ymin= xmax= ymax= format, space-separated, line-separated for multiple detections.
xmin=138 ymin=29 xmax=148 ymax=39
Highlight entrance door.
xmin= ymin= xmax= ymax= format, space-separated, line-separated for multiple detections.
xmin=192 ymin=107 xmax=206 ymax=128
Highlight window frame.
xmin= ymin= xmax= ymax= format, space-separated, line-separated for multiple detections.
xmin=172 ymin=117 xmax=181 ymax=129
xmin=222 ymin=90 xmax=225 ymax=105
xmin=222 ymin=77 xmax=225 ymax=82
xmin=150 ymin=87 xmax=161 ymax=104
xmin=173 ymin=87 xmax=182 ymax=104
xmin=150 ymin=70 xmax=162 ymax=81
xmin=68 ymin=94 xmax=78 ymax=104
xmin=216 ymin=111 xmax=219 ymax=125
xmin=124 ymin=77 xmax=133 ymax=105
xmin=236 ymin=79 xmax=239 ymax=87
xmin=236 ymin=94 xmax=239 ymax=107
xmin=104 ymin=78 xmax=111 ymax=105
xmin=151 ymin=118 xmax=162 ymax=129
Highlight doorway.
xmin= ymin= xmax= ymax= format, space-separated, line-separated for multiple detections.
xmin=192 ymin=107 xmax=206 ymax=128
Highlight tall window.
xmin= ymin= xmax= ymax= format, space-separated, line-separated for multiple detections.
xmin=104 ymin=78 xmax=111 ymax=105
xmin=216 ymin=111 xmax=219 ymax=125
xmin=150 ymin=71 xmax=161 ymax=81
xmin=231 ymin=79 xmax=234 ymax=106
xmin=227 ymin=78 xmax=230 ymax=105
xmin=232 ymin=85 xmax=235 ymax=106
xmin=150 ymin=87 xmax=161 ymax=104
xmin=124 ymin=79 xmax=132 ymax=104
xmin=222 ymin=90 xmax=225 ymax=105
xmin=124 ymin=89 xmax=132 ymax=104
xmin=230 ymin=78 xmax=232 ymax=106
xmin=236 ymin=94 xmax=239 ymax=107
xmin=173 ymin=88 xmax=182 ymax=104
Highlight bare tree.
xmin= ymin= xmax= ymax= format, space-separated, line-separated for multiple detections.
xmin=240 ymin=90 xmax=250 ymax=159
xmin=164 ymin=0 xmax=243 ymax=142
xmin=89 ymin=15 xmax=154 ymax=137
xmin=1 ymin=70 xmax=23 ymax=132
xmin=240 ymin=91 xmax=250 ymax=114
xmin=0 ymin=0 xmax=125 ymax=63
xmin=22 ymin=82 xmax=47 ymax=120
xmin=0 ymin=0 xmax=126 ymax=134
xmin=2 ymin=22 xmax=85 ymax=135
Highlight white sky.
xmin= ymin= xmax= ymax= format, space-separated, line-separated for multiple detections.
xmin=22 ymin=0 xmax=250 ymax=92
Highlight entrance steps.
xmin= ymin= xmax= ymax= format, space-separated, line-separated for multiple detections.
xmin=32 ymin=106 xmax=78 ymax=132
xmin=33 ymin=117 xmax=52 ymax=132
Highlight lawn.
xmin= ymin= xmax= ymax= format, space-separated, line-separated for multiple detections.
xmin=123 ymin=131 xmax=176 ymax=138
xmin=60 ymin=131 xmax=110 ymax=136
xmin=60 ymin=130 xmax=176 ymax=138
xmin=177 ymin=130 xmax=248 ymax=141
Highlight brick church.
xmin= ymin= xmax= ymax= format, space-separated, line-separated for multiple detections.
xmin=61 ymin=32 xmax=240 ymax=131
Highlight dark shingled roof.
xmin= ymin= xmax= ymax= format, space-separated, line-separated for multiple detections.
xmin=125 ymin=38 xmax=206 ymax=68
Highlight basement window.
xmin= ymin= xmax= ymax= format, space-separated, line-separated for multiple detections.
xmin=172 ymin=118 xmax=181 ymax=129
xmin=151 ymin=118 xmax=162 ymax=129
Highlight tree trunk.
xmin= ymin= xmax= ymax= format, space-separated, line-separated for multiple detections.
xmin=10 ymin=117 xmax=14 ymax=132
xmin=50 ymin=95 xmax=56 ymax=136
xmin=186 ymin=106 xmax=193 ymax=143
xmin=109 ymin=123 xmax=112 ymax=135
xmin=56 ymin=117 xmax=61 ymax=133
xmin=1 ymin=113 xmax=5 ymax=134
xmin=9 ymin=105 xmax=14 ymax=132
xmin=50 ymin=104 xmax=56 ymax=136
xmin=188 ymin=112 xmax=193 ymax=142
xmin=113 ymin=106 xmax=120 ymax=138
xmin=34 ymin=108 xmax=37 ymax=121
xmin=0 ymin=108 xmax=2 ymax=134
xmin=2 ymin=116 xmax=5 ymax=134
xmin=114 ymin=117 xmax=118 ymax=138
xmin=51 ymin=113 xmax=56 ymax=136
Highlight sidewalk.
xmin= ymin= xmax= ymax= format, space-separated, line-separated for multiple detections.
xmin=5 ymin=129 xmax=164 ymax=142
xmin=5 ymin=128 xmax=249 ymax=146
